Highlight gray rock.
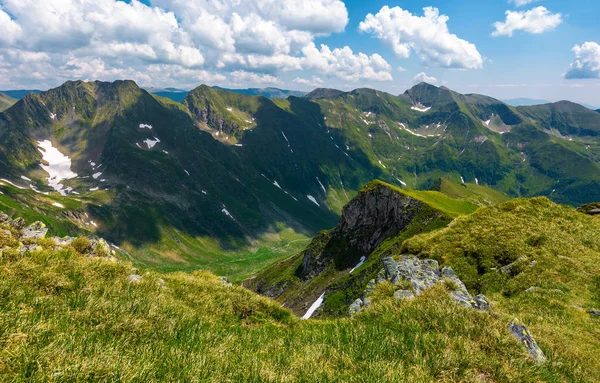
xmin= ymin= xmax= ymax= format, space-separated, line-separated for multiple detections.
xmin=393 ymin=290 xmax=415 ymax=301
xmin=473 ymin=294 xmax=491 ymax=310
xmin=363 ymin=297 xmax=372 ymax=308
xmin=383 ymin=257 xmax=399 ymax=284
xmin=450 ymin=290 xmax=474 ymax=308
xmin=10 ymin=217 xmax=25 ymax=230
xmin=53 ymin=237 xmax=74 ymax=246
xmin=349 ymin=298 xmax=363 ymax=316
xmin=508 ymin=323 xmax=546 ymax=364
xmin=21 ymin=222 xmax=48 ymax=240
xmin=128 ymin=274 xmax=142 ymax=284
xmin=219 ymin=276 xmax=233 ymax=287
xmin=588 ymin=309 xmax=600 ymax=317
xmin=0 ymin=213 xmax=9 ymax=223
xmin=589 ymin=208 xmax=600 ymax=215
xmin=500 ymin=256 xmax=527 ymax=277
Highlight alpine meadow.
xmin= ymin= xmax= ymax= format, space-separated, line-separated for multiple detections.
xmin=0 ymin=0 xmax=599 ymax=382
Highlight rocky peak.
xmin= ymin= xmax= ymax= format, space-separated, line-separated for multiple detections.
xmin=300 ymin=181 xmax=444 ymax=279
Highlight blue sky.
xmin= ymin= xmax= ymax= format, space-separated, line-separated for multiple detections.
xmin=0 ymin=0 xmax=599 ymax=106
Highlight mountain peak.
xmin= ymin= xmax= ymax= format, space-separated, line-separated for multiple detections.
xmin=304 ymin=88 xmax=346 ymax=100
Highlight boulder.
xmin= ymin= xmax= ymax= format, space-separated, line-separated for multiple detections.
xmin=10 ymin=217 xmax=25 ymax=230
xmin=348 ymin=299 xmax=363 ymax=316
xmin=21 ymin=222 xmax=48 ymax=240
xmin=508 ymin=323 xmax=546 ymax=364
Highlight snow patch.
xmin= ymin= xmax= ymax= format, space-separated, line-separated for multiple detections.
xmin=483 ymin=119 xmax=491 ymax=127
xmin=162 ymin=150 xmax=169 ymax=154
xmin=221 ymin=206 xmax=235 ymax=220
xmin=139 ymin=124 xmax=153 ymax=130
xmin=475 ymin=177 xmax=479 ymax=185
xmin=50 ymin=113 xmax=56 ymax=120
xmin=226 ymin=107 xmax=233 ymax=112
xmin=89 ymin=187 xmax=99 ymax=191
xmin=52 ymin=202 xmax=64 ymax=208
xmin=21 ymin=176 xmax=31 ymax=181
xmin=411 ymin=104 xmax=431 ymax=113
xmin=460 ymin=176 xmax=465 ymax=184
xmin=36 ymin=140 xmax=78 ymax=195
xmin=92 ymin=172 xmax=102 ymax=179
xmin=378 ymin=159 xmax=386 ymax=169
xmin=350 ymin=256 xmax=366 ymax=274
xmin=184 ymin=170 xmax=190 ymax=176
xmin=273 ymin=180 xmax=282 ymax=189
xmin=301 ymin=292 xmax=325 ymax=320
xmin=143 ymin=137 xmax=161 ymax=149
xmin=307 ymin=195 xmax=320 ymax=207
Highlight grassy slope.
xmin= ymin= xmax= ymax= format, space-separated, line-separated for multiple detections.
xmin=402 ymin=197 xmax=600 ymax=378
xmin=0 ymin=218 xmax=591 ymax=382
xmin=0 ymin=92 xmax=16 ymax=112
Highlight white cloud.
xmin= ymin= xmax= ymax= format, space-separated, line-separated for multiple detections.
xmin=564 ymin=42 xmax=600 ymax=79
xmin=0 ymin=9 xmax=21 ymax=46
xmin=412 ymin=72 xmax=438 ymax=84
xmin=293 ymin=76 xmax=324 ymax=87
xmin=0 ymin=0 xmax=389 ymax=88
xmin=301 ymin=43 xmax=393 ymax=82
xmin=359 ymin=6 xmax=483 ymax=70
xmin=397 ymin=66 xmax=407 ymax=72
xmin=230 ymin=70 xmax=281 ymax=85
xmin=510 ymin=0 xmax=540 ymax=6
xmin=492 ymin=7 xmax=562 ymax=37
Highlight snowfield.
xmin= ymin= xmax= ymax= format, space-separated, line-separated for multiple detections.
xmin=37 ymin=140 xmax=78 ymax=195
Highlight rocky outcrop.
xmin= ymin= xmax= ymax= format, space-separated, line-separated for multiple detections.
xmin=300 ymin=182 xmax=443 ymax=279
xmin=185 ymin=96 xmax=242 ymax=137
xmin=508 ymin=323 xmax=547 ymax=364
xmin=349 ymin=256 xmax=491 ymax=316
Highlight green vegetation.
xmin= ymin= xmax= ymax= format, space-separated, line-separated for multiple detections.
xmin=0 ymin=92 xmax=16 ymax=112
xmin=0 ymin=215 xmax=595 ymax=382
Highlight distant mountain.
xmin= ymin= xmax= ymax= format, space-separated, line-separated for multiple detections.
xmin=503 ymin=98 xmax=551 ymax=106
xmin=0 ymin=89 xmax=43 ymax=99
xmin=0 ymin=91 xmax=16 ymax=112
xmin=144 ymin=87 xmax=189 ymax=103
xmin=213 ymin=86 xmax=306 ymax=99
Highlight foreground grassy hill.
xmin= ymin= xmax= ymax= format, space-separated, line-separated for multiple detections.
xmin=1 ymin=212 xmax=598 ymax=382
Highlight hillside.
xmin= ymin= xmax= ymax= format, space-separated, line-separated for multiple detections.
xmin=213 ymin=86 xmax=306 ymax=99
xmin=1 ymin=211 xmax=598 ymax=381
xmin=0 ymin=92 xmax=16 ymax=112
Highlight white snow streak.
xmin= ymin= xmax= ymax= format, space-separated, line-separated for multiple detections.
xmin=307 ymin=195 xmax=320 ymax=207
xmin=139 ymin=124 xmax=153 ymax=130
xmin=350 ymin=256 xmax=367 ymax=274
xmin=301 ymin=292 xmax=325 ymax=320
xmin=316 ymin=177 xmax=327 ymax=194
xmin=143 ymin=137 xmax=161 ymax=149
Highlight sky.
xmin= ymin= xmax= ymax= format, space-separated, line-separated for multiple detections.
xmin=0 ymin=0 xmax=599 ymax=106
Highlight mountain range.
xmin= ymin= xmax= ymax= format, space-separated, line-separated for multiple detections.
xmin=1 ymin=79 xmax=600 ymax=279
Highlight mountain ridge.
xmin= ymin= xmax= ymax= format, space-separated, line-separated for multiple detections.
xmin=2 ymin=79 xmax=600 ymax=278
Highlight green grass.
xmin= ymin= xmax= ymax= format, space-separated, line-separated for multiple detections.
xmin=401 ymin=197 xmax=600 ymax=377
xmin=0 ymin=218 xmax=591 ymax=382
xmin=365 ymin=180 xmax=479 ymax=217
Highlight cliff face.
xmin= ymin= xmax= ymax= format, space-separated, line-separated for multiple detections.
xmin=247 ymin=181 xmax=452 ymax=317
xmin=300 ymin=183 xmax=426 ymax=279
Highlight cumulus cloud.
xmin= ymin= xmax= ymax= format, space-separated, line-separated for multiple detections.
xmin=564 ymin=42 xmax=600 ymax=79
xmin=0 ymin=0 xmax=389 ymax=88
xmin=293 ymin=76 xmax=324 ymax=87
xmin=492 ymin=7 xmax=562 ymax=37
xmin=412 ymin=72 xmax=438 ymax=84
xmin=301 ymin=43 xmax=393 ymax=82
xmin=359 ymin=6 xmax=483 ymax=70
